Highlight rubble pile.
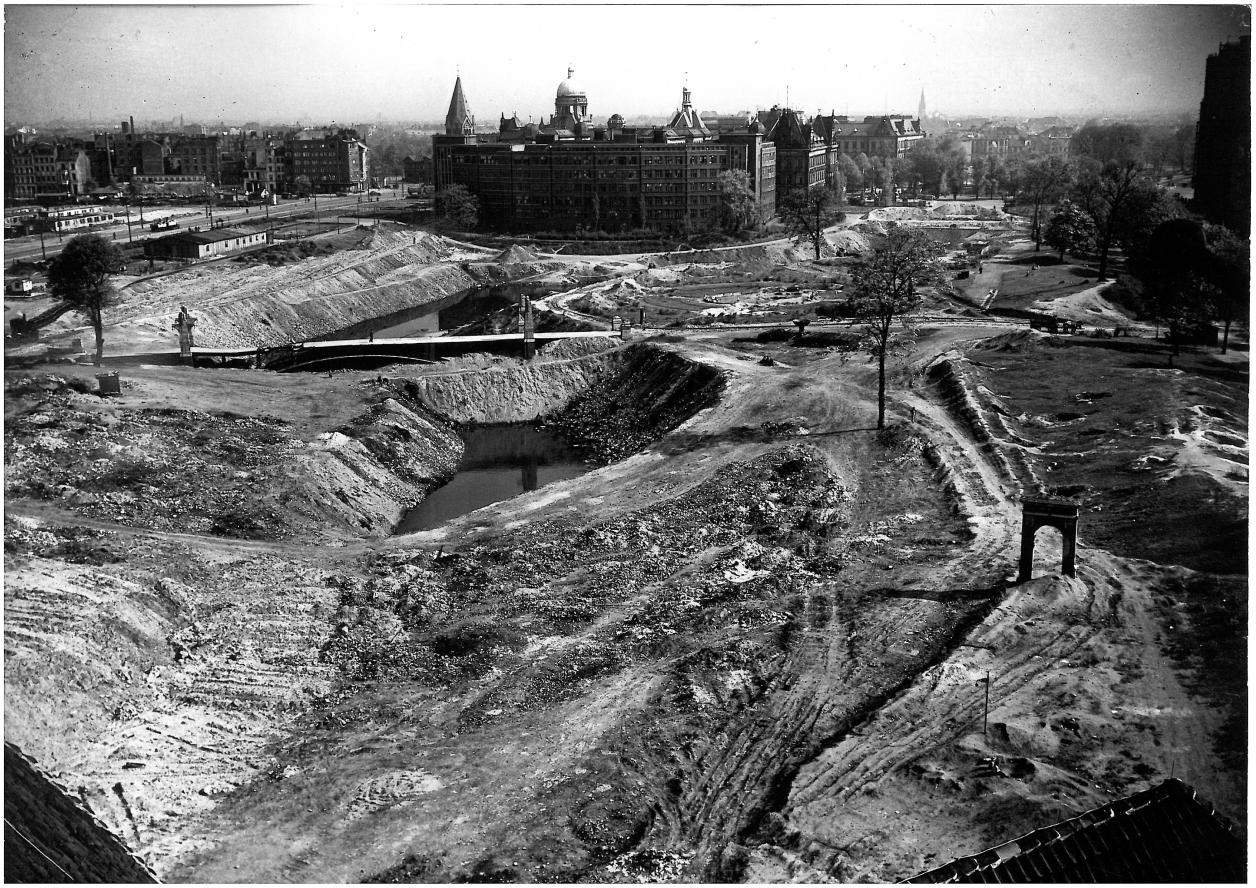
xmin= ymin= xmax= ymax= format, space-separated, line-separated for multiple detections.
xmin=3 ymin=374 xmax=463 ymax=540
xmin=311 ymin=445 xmax=851 ymax=733
xmin=548 ymin=344 xmax=726 ymax=463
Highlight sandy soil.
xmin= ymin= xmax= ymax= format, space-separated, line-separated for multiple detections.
xmin=3 ymin=227 xmax=1245 ymax=882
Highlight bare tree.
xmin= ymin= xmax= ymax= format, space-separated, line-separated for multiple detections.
xmin=779 ymin=185 xmax=843 ymax=260
xmin=850 ymin=228 xmax=945 ymax=428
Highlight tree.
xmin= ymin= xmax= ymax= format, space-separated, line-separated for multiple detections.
xmin=717 ymin=170 xmax=757 ymax=233
xmin=47 ymin=234 xmax=125 ymax=366
xmin=436 ymin=184 xmax=479 ymax=231
xmin=779 ymin=185 xmax=843 ymax=260
xmin=1202 ymin=223 xmax=1249 ymax=354
xmin=936 ymin=136 xmax=968 ymax=199
xmin=838 ymin=153 xmax=863 ymax=194
xmin=971 ymin=156 xmax=988 ymax=199
xmin=1144 ymin=218 xmax=1214 ymax=364
xmin=855 ymin=153 xmax=874 ymax=192
xmin=1043 ymin=200 xmax=1097 ymax=261
xmin=849 ymin=228 xmax=945 ymax=428
xmin=1017 ymin=156 xmax=1073 ymax=249
xmin=1070 ymin=158 xmax=1153 ymax=279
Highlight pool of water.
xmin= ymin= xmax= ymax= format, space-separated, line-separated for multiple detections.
xmin=393 ymin=424 xmax=589 ymax=533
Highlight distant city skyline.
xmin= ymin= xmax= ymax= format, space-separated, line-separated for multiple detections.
xmin=5 ymin=4 xmax=1249 ymax=127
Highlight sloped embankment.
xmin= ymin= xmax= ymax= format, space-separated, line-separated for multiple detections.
xmin=398 ymin=341 xmax=725 ymax=463
xmin=2 ymin=373 xmax=463 ymax=540
xmin=73 ymin=229 xmax=480 ymax=350
xmin=548 ymin=343 xmax=726 ymax=463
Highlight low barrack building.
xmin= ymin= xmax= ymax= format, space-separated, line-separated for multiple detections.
xmin=143 ymin=227 xmax=269 ymax=260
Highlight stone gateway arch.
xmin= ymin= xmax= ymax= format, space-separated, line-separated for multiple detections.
xmin=1018 ymin=498 xmax=1080 ymax=583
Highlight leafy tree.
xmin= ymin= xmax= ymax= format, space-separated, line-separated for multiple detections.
xmin=1114 ymin=182 xmax=1184 ymax=278
xmin=1070 ymin=158 xmax=1154 ymax=279
xmin=1017 ymin=156 xmax=1074 ymax=249
xmin=849 ymin=228 xmax=945 ymax=428
xmin=1043 ymin=199 xmax=1097 ymax=261
xmin=970 ymin=156 xmax=988 ymax=199
xmin=436 ymin=184 xmax=479 ymax=230
xmin=779 ymin=185 xmax=843 ymax=260
xmin=717 ymin=170 xmax=757 ymax=233
xmin=855 ymin=152 xmax=874 ymax=191
xmin=903 ymin=140 xmax=944 ymax=196
xmin=868 ymin=156 xmax=894 ymax=199
xmin=1144 ymin=218 xmax=1214 ymax=364
xmin=1202 ymin=223 xmax=1249 ymax=353
xmin=937 ymin=136 xmax=968 ymax=199
xmin=838 ymin=153 xmax=863 ymax=194
xmin=47 ymin=234 xmax=125 ymax=366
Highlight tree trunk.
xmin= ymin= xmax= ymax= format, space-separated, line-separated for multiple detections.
xmin=1222 ymin=317 xmax=1231 ymax=354
xmin=91 ymin=311 xmax=104 ymax=366
xmin=1032 ymin=201 xmax=1042 ymax=251
xmin=1097 ymin=228 xmax=1113 ymax=280
xmin=877 ymin=347 xmax=887 ymax=429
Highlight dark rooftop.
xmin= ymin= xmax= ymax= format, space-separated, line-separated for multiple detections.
xmin=904 ymin=779 xmax=1245 ymax=884
xmin=4 ymin=742 xmax=159 ymax=883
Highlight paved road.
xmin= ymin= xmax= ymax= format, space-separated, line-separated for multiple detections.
xmin=4 ymin=192 xmax=414 ymax=263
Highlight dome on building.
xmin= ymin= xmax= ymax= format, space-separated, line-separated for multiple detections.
xmin=607 ymin=113 xmax=625 ymax=129
xmin=556 ymin=67 xmax=585 ymax=98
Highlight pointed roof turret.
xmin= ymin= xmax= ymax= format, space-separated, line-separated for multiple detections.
xmin=445 ymin=76 xmax=473 ymax=135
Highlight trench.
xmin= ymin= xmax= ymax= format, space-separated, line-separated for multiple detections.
xmin=381 ymin=342 xmax=726 ymax=535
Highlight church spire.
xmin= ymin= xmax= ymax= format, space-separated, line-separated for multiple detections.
xmin=445 ymin=75 xmax=473 ymax=135
xmin=918 ymin=88 xmax=927 ymax=123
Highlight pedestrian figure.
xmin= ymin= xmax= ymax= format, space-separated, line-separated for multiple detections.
xmin=978 ymin=263 xmax=983 ymax=274
xmin=369 ymin=331 xmax=374 ymax=342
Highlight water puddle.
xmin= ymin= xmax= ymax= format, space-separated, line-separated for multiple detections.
xmin=394 ymin=423 xmax=589 ymax=533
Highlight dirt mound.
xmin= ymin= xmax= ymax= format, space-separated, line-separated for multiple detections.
xmin=868 ymin=206 xmax=929 ymax=222
xmin=495 ymin=244 xmax=541 ymax=265
xmin=971 ymin=330 xmax=1049 ymax=353
xmin=824 ymin=229 xmax=875 ymax=256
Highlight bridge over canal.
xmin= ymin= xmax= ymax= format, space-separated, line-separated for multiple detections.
xmin=191 ymin=329 xmax=622 ymax=371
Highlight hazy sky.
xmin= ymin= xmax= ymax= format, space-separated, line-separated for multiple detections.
xmin=4 ymin=3 xmax=1250 ymax=125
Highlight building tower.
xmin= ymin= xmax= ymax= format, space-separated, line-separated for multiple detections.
xmin=918 ymin=89 xmax=927 ymax=125
xmin=1193 ymin=35 xmax=1250 ymax=234
xmin=445 ymin=75 xmax=474 ymax=135
xmin=554 ymin=67 xmax=588 ymax=124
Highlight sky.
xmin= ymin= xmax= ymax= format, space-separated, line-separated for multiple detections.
xmin=3 ymin=3 xmax=1250 ymax=126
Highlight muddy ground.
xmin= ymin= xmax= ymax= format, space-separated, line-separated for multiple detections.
xmin=3 ymin=223 xmax=1247 ymax=882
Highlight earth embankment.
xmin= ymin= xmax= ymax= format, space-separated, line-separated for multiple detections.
xmin=45 ymin=228 xmax=481 ymax=352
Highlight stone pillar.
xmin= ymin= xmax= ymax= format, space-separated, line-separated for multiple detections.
xmin=172 ymin=305 xmax=196 ymax=366
xmin=1017 ymin=513 xmax=1037 ymax=584
xmin=522 ymin=296 xmax=535 ymax=361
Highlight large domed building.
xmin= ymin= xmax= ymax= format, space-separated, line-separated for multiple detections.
xmin=432 ymin=70 xmax=779 ymax=234
xmin=550 ymin=67 xmax=587 ymax=133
